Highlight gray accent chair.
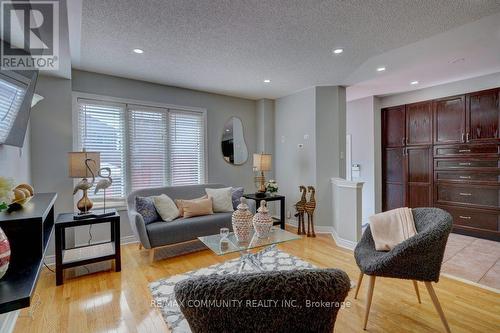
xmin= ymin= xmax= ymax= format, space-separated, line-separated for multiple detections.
xmin=174 ymin=269 xmax=351 ymax=333
xmin=354 ymin=207 xmax=453 ymax=332
xmin=127 ymin=184 xmax=253 ymax=261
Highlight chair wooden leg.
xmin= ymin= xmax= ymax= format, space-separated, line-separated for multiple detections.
xmin=363 ymin=275 xmax=376 ymax=330
xmin=424 ymin=282 xmax=451 ymax=333
xmin=149 ymin=249 xmax=155 ymax=263
xmin=354 ymin=272 xmax=364 ymax=299
xmin=413 ymin=280 xmax=421 ymax=304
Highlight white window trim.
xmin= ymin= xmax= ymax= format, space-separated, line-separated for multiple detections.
xmin=71 ymin=92 xmax=209 ymax=207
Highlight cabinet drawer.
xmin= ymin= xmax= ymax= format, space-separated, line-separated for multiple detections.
xmin=436 ymin=184 xmax=500 ymax=209
xmin=436 ymin=205 xmax=499 ymax=231
xmin=434 ymin=158 xmax=500 ymax=170
xmin=434 ymin=144 xmax=498 ymax=157
xmin=435 ymin=171 xmax=500 ymax=184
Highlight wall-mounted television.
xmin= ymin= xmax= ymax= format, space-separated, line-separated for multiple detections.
xmin=0 ymin=40 xmax=39 ymax=148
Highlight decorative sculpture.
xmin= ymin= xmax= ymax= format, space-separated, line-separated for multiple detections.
xmin=305 ymin=186 xmax=316 ymax=237
xmin=294 ymin=186 xmax=307 ymax=235
xmin=94 ymin=167 xmax=113 ymax=213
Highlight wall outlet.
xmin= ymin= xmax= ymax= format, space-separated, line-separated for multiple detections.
xmin=287 ymin=210 xmax=292 ymax=219
xmin=303 ymin=134 xmax=309 ymax=140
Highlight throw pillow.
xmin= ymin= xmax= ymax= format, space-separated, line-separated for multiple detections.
xmin=153 ymin=194 xmax=180 ymax=222
xmin=175 ymin=195 xmax=208 ymax=217
xmin=183 ymin=198 xmax=214 ymax=218
xmin=231 ymin=187 xmax=244 ymax=210
xmin=135 ymin=196 xmax=160 ymax=224
xmin=205 ymin=187 xmax=234 ymax=212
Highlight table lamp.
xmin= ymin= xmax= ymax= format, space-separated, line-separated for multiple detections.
xmin=68 ymin=151 xmax=100 ymax=216
xmin=253 ymin=153 xmax=272 ymax=198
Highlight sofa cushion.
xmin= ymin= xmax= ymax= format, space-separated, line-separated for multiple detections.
xmin=153 ymin=194 xmax=179 ymax=221
xmin=205 ymin=187 xmax=234 ymax=212
xmin=135 ymin=196 xmax=160 ymax=224
xmin=146 ymin=212 xmax=233 ymax=247
xmin=231 ymin=187 xmax=244 ymax=210
xmin=183 ymin=197 xmax=213 ymax=218
xmin=176 ymin=195 xmax=208 ymax=217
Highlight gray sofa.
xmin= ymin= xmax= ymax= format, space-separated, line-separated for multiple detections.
xmin=127 ymin=184 xmax=251 ymax=252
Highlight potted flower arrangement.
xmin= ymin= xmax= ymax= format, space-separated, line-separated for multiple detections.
xmin=0 ymin=177 xmax=13 ymax=212
xmin=265 ymin=179 xmax=278 ymax=196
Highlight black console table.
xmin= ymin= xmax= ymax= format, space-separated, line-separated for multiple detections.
xmin=0 ymin=193 xmax=57 ymax=314
xmin=55 ymin=210 xmax=121 ymax=285
xmin=243 ymin=193 xmax=285 ymax=229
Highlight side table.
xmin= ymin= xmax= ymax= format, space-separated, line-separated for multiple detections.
xmin=243 ymin=193 xmax=285 ymax=229
xmin=55 ymin=209 xmax=121 ymax=285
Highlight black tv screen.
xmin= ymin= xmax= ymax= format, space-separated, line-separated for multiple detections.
xmin=0 ymin=41 xmax=38 ymax=148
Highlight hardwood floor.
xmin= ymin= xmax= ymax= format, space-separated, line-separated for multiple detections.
xmin=14 ymin=230 xmax=500 ymax=333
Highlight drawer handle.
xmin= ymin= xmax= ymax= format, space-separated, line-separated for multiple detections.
xmin=459 ymin=192 xmax=472 ymax=196
xmin=459 ymin=216 xmax=471 ymax=220
xmin=458 ymin=149 xmax=471 ymax=153
xmin=458 ymin=163 xmax=471 ymax=166
xmin=459 ymin=176 xmax=471 ymax=179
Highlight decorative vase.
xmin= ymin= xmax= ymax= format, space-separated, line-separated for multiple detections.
xmin=252 ymin=200 xmax=273 ymax=238
xmin=232 ymin=198 xmax=253 ymax=242
xmin=0 ymin=227 xmax=10 ymax=280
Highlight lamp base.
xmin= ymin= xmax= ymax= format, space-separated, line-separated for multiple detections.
xmin=76 ymin=189 xmax=93 ymax=215
xmin=254 ymin=191 xmax=267 ymax=198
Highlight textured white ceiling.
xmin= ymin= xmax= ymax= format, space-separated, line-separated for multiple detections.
xmin=74 ymin=0 xmax=500 ymax=100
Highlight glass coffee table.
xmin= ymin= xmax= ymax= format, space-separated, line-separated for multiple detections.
xmin=198 ymin=228 xmax=300 ymax=273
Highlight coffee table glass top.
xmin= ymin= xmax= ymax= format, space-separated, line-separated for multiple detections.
xmin=198 ymin=228 xmax=300 ymax=255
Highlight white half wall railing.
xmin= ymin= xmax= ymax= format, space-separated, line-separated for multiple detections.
xmin=331 ymin=177 xmax=364 ymax=250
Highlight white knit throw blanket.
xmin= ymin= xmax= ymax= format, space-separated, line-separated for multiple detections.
xmin=369 ymin=207 xmax=417 ymax=251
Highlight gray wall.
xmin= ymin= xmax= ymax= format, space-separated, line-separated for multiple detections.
xmin=275 ymin=88 xmax=317 ymax=223
xmin=275 ymin=86 xmax=346 ymax=227
xmin=30 ymin=71 xmax=258 ymax=254
xmin=346 ymin=96 xmax=381 ymax=222
xmin=0 ymin=129 xmax=31 ymax=185
xmin=72 ymin=70 xmax=257 ymax=192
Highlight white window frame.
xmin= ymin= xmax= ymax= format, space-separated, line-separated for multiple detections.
xmin=72 ymin=92 xmax=208 ymax=207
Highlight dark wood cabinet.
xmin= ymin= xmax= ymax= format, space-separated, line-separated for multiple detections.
xmin=467 ymin=89 xmax=500 ymax=143
xmin=433 ymin=95 xmax=465 ymax=144
xmin=382 ymin=105 xmax=405 ymax=147
xmin=382 ymin=148 xmax=406 ymax=211
xmin=382 ymin=86 xmax=500 ymax=241
xmin=406 ymin=146 xmax=433 ymax=208
xmin=406 ymin=101 xmax=432 ymax=145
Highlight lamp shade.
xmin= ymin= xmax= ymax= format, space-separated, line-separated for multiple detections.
xmin=253 ymin=153 xmax=272 ymax=171
xmin=68 ymin=151 xmax=100 ymax=178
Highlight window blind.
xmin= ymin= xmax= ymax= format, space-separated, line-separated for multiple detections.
xmin=78 ymin=99 xmax=126 ymax=200
xmin=128 ymin=105 xmax=168 ymax=191
xmin=0 ymin=75 xmax=27 ymax=143
xmin=169 ymin=110 xmax=206 ymax=185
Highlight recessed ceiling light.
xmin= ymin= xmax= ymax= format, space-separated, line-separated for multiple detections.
xmin=263 ymin=79 xmax=271 ymax=83
xmin=410 ymin=80 xmax=419 ymax=85
xmin=225 ymin=129 xmax=230 ymax=132
xmin=333 ymin=48 xmax=343 ymax=54
xmin=377 ymin=67 xmax=386 ymax=72
xmin=133 ymin=48 xmax=144 ymax=54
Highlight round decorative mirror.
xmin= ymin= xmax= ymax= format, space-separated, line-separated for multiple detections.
xmin=221 ymin=117 xmax=248 ymax=165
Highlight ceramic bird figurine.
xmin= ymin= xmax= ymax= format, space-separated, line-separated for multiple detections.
xmin=94 ymin=167 xmax=113 ymax=194
xmin=73 ymin=178 xmax=93 ymax=195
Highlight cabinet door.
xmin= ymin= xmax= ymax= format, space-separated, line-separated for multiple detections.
xmin=382 ymin=106 xmax=405 ymax=147
xmin=433 ymin=95 xmax=466 ymax=144
xmin=467 ymin=89 xmax=500 ymax=142
xmin=406 ymin=146 xmax=432 ymax=208
xmin=382 ymin=148 xmax=406 ymax=211
xmin=406 ymin=101 xmax=432 ymax=145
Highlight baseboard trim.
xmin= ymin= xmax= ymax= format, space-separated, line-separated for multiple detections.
xmin=286 ymin=220 xmax=357 ymax=251
xmin=44 ymin=234 xmax=138 ymax=266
